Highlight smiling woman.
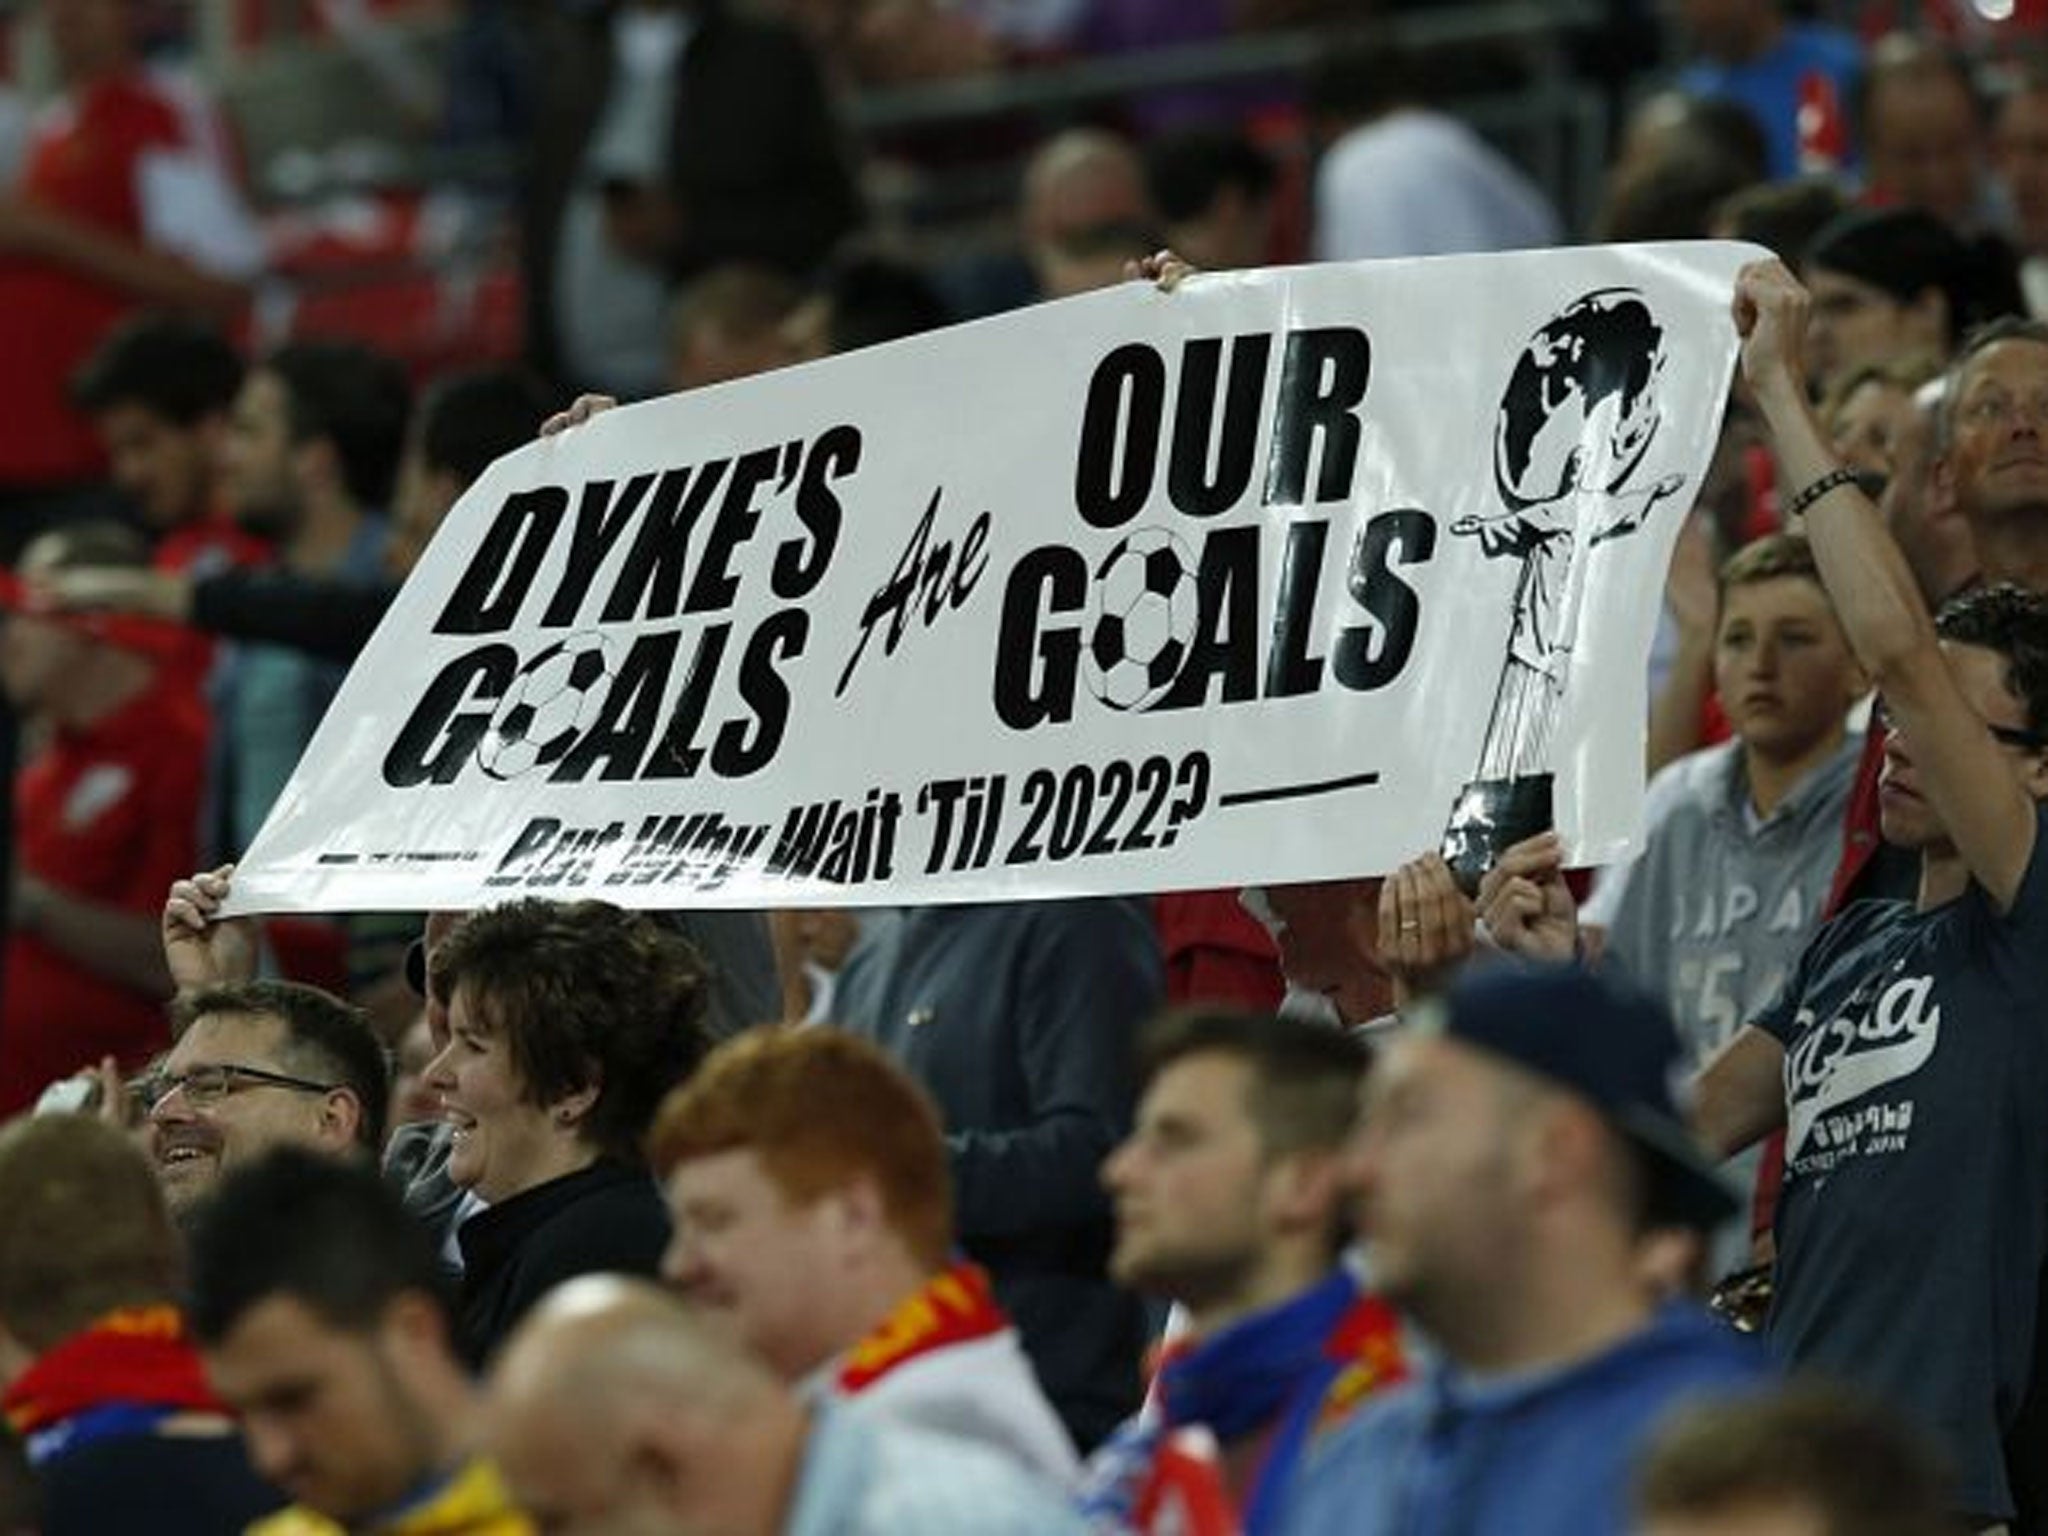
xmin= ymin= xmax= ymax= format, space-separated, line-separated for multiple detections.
xmin=424 ymin=900 xmax=713 ymax=1368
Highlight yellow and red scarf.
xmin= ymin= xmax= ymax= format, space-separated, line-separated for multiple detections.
xmin=836 ymin=1261 xmax=1010 ymax=1394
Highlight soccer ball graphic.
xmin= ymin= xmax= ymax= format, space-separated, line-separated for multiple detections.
xmin=1085 ymin=526 xmax=1199 ymax=711
xmin=476 ymin=632 xmax=615 ymax=780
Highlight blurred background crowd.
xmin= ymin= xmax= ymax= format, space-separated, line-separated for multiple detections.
xmin=1 ymin=2 xmax=2047 ymax=1534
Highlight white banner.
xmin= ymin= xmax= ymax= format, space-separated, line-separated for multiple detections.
xmin=228 ymin=241 xmax=1756 ymax=913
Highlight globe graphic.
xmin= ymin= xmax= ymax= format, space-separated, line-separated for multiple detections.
xmin=1491 ymin=288 xmax=1667 ymax=511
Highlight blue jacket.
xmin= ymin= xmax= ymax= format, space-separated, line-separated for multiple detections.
xmin=1277 ymin=1305 xmax=1767 ymax=1536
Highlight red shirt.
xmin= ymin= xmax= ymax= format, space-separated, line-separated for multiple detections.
xmin=1155 ymin=890 xmax=1285 ymax=1012
xmin=154 ymin=511 xmax=270 ymax=579
xmin=0 ymin=74 xmax=189 ymax=486
xmin=0 ymin=680 xmax=207 ymax=1115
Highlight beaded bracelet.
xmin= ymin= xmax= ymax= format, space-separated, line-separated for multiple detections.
xmin=1783 ymin=466 xmax=1860 ymax=521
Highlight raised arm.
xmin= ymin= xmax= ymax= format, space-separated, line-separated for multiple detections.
xmin=1734 ymin=261 xmax=2039 ymax=911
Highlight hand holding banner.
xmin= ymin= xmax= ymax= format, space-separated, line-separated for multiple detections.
xmin=226 ymin=242 xmax=1756 ymax=914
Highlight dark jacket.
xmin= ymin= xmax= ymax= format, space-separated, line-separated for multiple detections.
xmin=520 ymin=0 xmax=863 ymax=388
xmin=36 ymin=1422 xmax=284 ymax=1536
xmin=455 ymin=1159 xmax=670 ymax=1368
xmin=832 ymin=899 xmax=1162 ymax=1453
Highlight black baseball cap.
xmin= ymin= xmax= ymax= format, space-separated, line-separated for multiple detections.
xmin=1409 ymin=961 xmax=1739 ymax=1232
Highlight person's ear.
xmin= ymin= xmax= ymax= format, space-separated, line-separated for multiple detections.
xmin=319 ymin=1087 xmax=365 ymax=1150
xmin=1263 ymin=1147 xmax=1346 ymax=1238
xmin=551 ymin=1077 xmax=602 ymax=1132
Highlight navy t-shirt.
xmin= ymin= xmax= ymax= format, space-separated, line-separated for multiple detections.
xmin=1757 ymin=807 xmax=2048 ymax=1520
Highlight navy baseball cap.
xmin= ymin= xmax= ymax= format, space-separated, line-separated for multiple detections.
xmin=1409 ymin=961 xmax=1739 ymax=1232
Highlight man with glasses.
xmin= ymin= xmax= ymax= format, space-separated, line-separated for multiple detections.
xmin=1690 ymin=262 xmax=2048 ymax=1530
xmin=144 ymin=979 xmax=388 ymax=1225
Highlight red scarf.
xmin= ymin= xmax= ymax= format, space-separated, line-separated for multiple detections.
xmin=836 ymin=1261 xmax=1010 ymax=1394
xmin=3 ymin=1305 xmax=227 ymax=1438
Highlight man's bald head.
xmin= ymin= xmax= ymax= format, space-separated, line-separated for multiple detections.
xmin=487 ymin=1278 xmax=800 ymax=1536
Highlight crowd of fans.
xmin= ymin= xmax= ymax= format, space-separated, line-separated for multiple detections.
xmin=7 ymin=0 xmax=2048 ymax=1533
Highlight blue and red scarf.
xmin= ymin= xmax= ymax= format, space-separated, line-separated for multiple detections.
xmin=2 ymin=1305 xmax=228 ymax=1467
xmin=1078 ymin=1270 xmax=1410 ymax=1536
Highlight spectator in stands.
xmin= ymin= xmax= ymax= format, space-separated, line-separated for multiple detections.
xmin=1823 ymin=358 xmax=1937 ymax=481
xmin=1671 ymin=0 xmax=1860 ymax=179
xmin=1821 ymin=377 xmax=1976 ymax=915
xmin=1996 ymin=58 xmax=2048 ymax=320
xmin=1242 ymin=879 xmax=1393 ymax=1027
xmin=1307 ymin=32 xmax=1560 ymax=262
xmin=46 ymin=363 xmax=550 ymax=665
xmin=212 ymin=340 xmax=405 ymax=857
xmin=1144 ymin=128 xmax=1278 ymax=273
xmin=1588 ymin=533 xmax=1865 ymax=1075
xmin=1696 ymin=260 xmax=2048 ymax=1528
xmin=1243 ymin=836 xmax=1565 ymax=1029
xmin=485 ymin=1276 xmax=1090 ymax=1535
xmin=521 ymin=0 xmax=862 ymax=398
xmin=1710 ymin=177 xmax=1850 ymax=267
xmin=1020 ymin=130 xmax=1159 ymax=304
xmin=142 ymin=979 xmax=388 ymax=1226
xmin=1857 ymin=34 xmax=1994 ymax=233
xmin=1599 ymin=93 xmax=1768 ymax=244
xmin=1081 ymin=1010 xmax=1403 ymax=1536
xmin=0 ymin=0 xmax=261 ymax=548
xmin=1583 ymin=534 xmax=1864 ymax=1273
xmin=667 ymin=263 xmax=803 ymax=391
xmin=1634 ymin=1385 xmax=1953 ymax=1536
xmin=69 ymin=314 xmax=267 ymax=577
xmin=649 ymin=1028 xmax=1076 ymax=1481
xmin=832 ymin=896 xmax=1160 ymax=1452
xmin=780 ymin=250 xmax=953 ymax=361
xmin=1799 ymin=207 xmax=2000 ymax=401
xmin=424 ymin=898 xmax=711 ymax=1365
xmin=0 ymin=522 xmax=202 ymax=1115
xmin=0 ymin=1115 xmax=283 ymax=1535
xmin=188 ymin=1149 xmax=528 ymax=1534
xmin=1283 ymin=964 xmax=1763 ymax=1536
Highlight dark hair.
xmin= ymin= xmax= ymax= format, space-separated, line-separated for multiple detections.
xmin=1137 ymin=1009 xmax=1368 ymax=1156
xmin=187 ymin=1148 xmax=450 ymax=1345
xmin=265 ymin=340 xmax=412 ymax=510
xmin=1596 ymin=146 xmax=1759 ymax=244
xmin=429 ymin=900 xmax=712 ymax=1164
xmin=72 ymin=314 xmax=243 ymax=424
xmin=0 ymin=1115 xmax=178 ymax=1351
xmin=414 ymin=366 xmax=558 ymax=490
xmin=1934 ymin=583 xmax=2048 ymax=738
xmin=1804 ymin=208 xmax=1967 ymax=322
xmin=816 ymin=254 xmax=950 ymax=355
xmin=1144 ymin=129 xmax=1277 ymax=224
xmin=174 ymin=980 xmax=392 ymax=1152
xmin=1712 ymin=177 xmax=1850 ymax=264
xmin=1636 ymin=1385 xmax=1951 ymax=1536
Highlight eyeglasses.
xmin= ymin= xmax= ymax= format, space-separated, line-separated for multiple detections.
xmin=1956 ymin=391 xmax=2048 ymax=432
xmin=140 ymin=1062 xmax=338 ymax=1110
xmin=1872 ymin=694 xmax=2048 ymax=752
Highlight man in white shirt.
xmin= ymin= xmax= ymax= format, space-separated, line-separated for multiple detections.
xmin=650 ymin=1026 xmax=1077 ymax=1484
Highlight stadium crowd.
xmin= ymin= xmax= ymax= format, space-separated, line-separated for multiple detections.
xmin=6 ymin=0 xmax=2048 ymax=1533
